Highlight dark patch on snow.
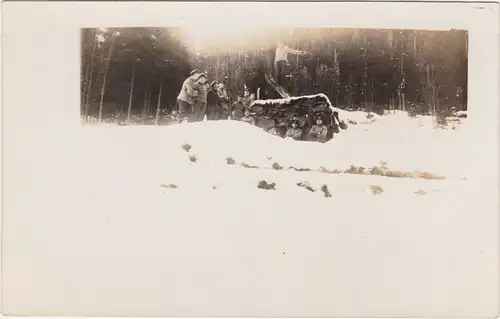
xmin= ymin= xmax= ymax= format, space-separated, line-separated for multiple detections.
xmin=189 ymin=155 xmax=197 ymax=163
xmin=321 ymin=185 xmax=332 ymax=198
xmin=272 ymin=162 xmax=283 ymax=170
xmin=289 ymin=166 xmax=312 ymax=172
xmin=297 ymin=182 xmax=316 ymax=192
xmin=339 ymin=121 xmax=348 ymax=130
xmin=414 ymin=188 xmax=427 ymax=195
xmin=416 ymin=171 xmax=446 ymax=180
xmin=181 ymin=143 xmax=192 ymax=153
xmin=257 ymin=180 xmax=276 ymax=190
xmin=370 ymin=185 xmax=384 ymax=195
xmin=317 ymin=164 xmax=446 ymax=180
xmin=161 ymin=184 xmax=179 ymax=189
xmin=226 ymin=157 xmax=236 ymax=165
xmin=241 ymin=162 xmax=259 ymax=169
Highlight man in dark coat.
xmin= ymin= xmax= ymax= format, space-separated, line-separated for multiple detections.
xmin=206 ymin=81 xmax=221 ymax=121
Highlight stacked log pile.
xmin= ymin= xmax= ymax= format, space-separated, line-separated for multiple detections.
xmin=248 ymin=93 xmax=346 ymax=142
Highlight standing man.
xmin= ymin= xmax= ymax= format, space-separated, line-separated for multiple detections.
xmin=274 ymin=38 xmax=308 ymax=87
xmin=176 ymin=72 xmax=199 ymax=122
xmin=206 ymin=81 xmax=221 ymax=121
xmin=193 ymin=73 xmax=208 ymax=122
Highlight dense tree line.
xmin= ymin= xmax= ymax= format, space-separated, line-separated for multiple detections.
xmin=81 ymin=27 xmax=467 ymax=122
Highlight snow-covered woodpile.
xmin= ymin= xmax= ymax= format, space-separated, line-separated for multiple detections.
xmin=248 ymin=93 xmax=346 ymax=142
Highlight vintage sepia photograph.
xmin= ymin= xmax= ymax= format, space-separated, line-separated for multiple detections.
xmin=3 ymin=1 xmax=498 ymax=317
xmin=80 ymin=26 xmax=468 ymax=178
xmin=81 ymin=27 xmax=468 ymax=130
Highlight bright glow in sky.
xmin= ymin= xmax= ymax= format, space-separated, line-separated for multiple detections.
xmin=180 ymin=24 xmax=268 ymax=53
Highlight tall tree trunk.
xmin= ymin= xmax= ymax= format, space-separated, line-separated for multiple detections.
xmin=400 ymin=53 xmax=405 ymax=111
xmin=363 ymin=31 xmax=368 ymax=111
xmin=465 ymin=31 xmax=468 ymax=57
xmin=83 ymin=56 xmax=95 ymax=121
xmin=363 ymin=83 xmax=370 ymax=111
xmin=142 ymin=90 xmax=148 ymax=124
xmin=82 ymin=28 xmax=97 ymax=112
xmin=390 ymin=93 xmax=394 ymax=113
xmin=432 ymin=65 xmax=438 ymax=120
xmin=401 ymin=93 xmax=404 ymax=111
xmin=146 ymin=82 xmax=153 ymax=116
xmin=398 ymin=91 xmax=401 ymax=111
xmin=296 ymin=39 xmax=299 ymax=68
xmin=98 ymin=33 xmax=115 ymax=122
xmin=83 ymin=28 xmax=98 ymax=122
xmin=371 ymin=78 xmax=375 ymax=113
xmin=127 ymin=63 xmax=136 ymax=122
xmin=216 ymin=52 xmax=220 ymax=82
xmin=413 ymin=30 xmax=417 ymax=58
xmin=155 ymin=77 xmax=164 ymax=126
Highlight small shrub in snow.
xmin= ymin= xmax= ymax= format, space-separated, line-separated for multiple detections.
xmin=346 ymin=165 xmax=365 ymax=174
xmin=189 ymin=155 xmax=197 ymax=163
xmin=226 ymin=157 xmax=236 ymax=165
xmin=318 ymin=166 xmax=342 ymax=174
xmin=370 ymin=185 xmax=384 ymax=195
xmin=257 ymin=180 xmax=276 ymax=190
xmin=369 ymin=166 xmax=387 ymax=176
xmin=383 ymin=169 xmax=411 ymax=178
xmin=341 ymin=165 xmax=445 ymax=180
xmin=348 ymin=119 xmax=358 ymax=125
xmin=319 ymin=166 xmax=333 ymax=173
xmin=321 ymin=185 xmax=332 ymax=198
xmin=181 ymin=143 xmax=192 ymax=153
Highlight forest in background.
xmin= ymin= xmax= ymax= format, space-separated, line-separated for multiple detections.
xmin=81 ymin=27 xmax=467 ymax=122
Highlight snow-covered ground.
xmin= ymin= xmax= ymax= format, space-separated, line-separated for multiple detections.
xmin=4 ymin=111 xmax=497 ymax=317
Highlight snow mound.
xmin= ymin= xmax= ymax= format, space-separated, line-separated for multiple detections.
xmin=78 ymin=114 xmax=470 ymax=180
xmin=337 ymin=110 xmax=381 ymax=125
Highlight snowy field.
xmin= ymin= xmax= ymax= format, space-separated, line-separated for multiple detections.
xmin=4 ymin=111 xmax=497 ymax=317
